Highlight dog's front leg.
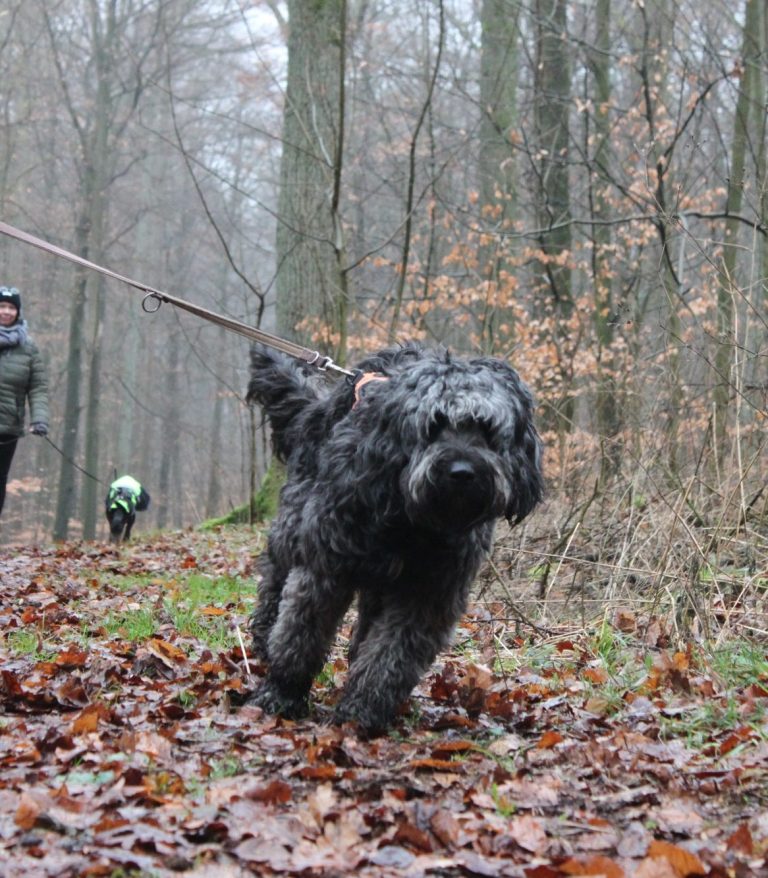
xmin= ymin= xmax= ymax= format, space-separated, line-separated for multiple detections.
xmin=333 ymin=593 xmax=462 ymax=732
xmin=249 ymin=554 xmax=286 ymax=660
xmin=348 ymin=591 xmax=383 ymax=665
xmin=249 ymin=566 xmax=353 ymax=720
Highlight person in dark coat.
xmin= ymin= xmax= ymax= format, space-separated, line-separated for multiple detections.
xmin=0 ymin=286 xmax=49 ymax=516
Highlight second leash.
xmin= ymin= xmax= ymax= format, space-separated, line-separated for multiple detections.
xmin=43 ymin=435 xmax=105 ymax=485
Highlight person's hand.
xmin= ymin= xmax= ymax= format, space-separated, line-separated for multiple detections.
xmin=30 ymin=422 xmax=48 ymax=436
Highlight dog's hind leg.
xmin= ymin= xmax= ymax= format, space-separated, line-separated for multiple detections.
xmin=333 ymin=593 xmax=463 ymax=732
xmin=249 ymin=567 xmax=353 ymax=719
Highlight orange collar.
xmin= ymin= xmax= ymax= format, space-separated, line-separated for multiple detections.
xmin=353 ymin=372 xmax=388 ymax=407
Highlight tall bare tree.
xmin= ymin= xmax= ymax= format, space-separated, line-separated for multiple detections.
xmin=275 ymin=0 xmax=349 ymax=360
xmin=714 ymin=0 xmax=764 ymax=452
xmin=42 ymin=0 xmax=179 ymax=539
xmin=477 ymin=0 xmax=521 ymax=352
xmin=531 ymin=0 xmax=573 ymax=429
xmin=586 ymin=0 xmax=620 ymax=474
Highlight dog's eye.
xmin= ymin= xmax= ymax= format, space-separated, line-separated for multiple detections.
xmin=427 ymin=412 xmax=448 ymax=440
xmin=478 ymin=419 xmax=496 ymax=445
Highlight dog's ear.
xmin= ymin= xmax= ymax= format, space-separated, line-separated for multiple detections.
xmin=505 ymin=422 xmax=544 ymax=524
xmin=469 ymin=357 xmax=544 ymax=524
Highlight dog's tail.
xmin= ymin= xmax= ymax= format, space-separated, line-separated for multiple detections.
xmin=247 ymin=345 xmax=329 ymax=461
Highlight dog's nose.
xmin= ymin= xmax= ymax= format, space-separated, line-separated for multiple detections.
xmin=448 ymin=460 xmax=475 ymax=481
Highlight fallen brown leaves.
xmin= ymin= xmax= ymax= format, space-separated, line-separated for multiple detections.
xmin=0 ymin=529 xmax=766 ymax=877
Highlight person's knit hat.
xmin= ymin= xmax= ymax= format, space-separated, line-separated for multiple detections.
xmin=0 ymin=286 xmax=21 ymax=315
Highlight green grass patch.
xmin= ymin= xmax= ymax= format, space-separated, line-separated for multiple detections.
xmin=98 ymin=571 xmax=168 ymax=592
xmin=708 ymin=640 xmax=768 ymax=689
xmin=5 ymin=629 xmax=57 ymax=660
xmin=166 ymin=604 xmax=234 ymax=650
xmin=177 ymin=690 xmax=197 ymax=709
xmin=208 ymin=756 xmax=244 ymax=779
xmin=491 ymin=782 xmax=517 ymax=817
xmin=163 ymin=572 xmax=258 ymax=650
xmin=496 ymin=640 xmax=561 ymax=675
xmin=103 ymin=607 xmax=158 ymax=641
xmin=180 ymin=573 xmax=254 ymax=610
xmin=658 ymin=695 xmax=766 ymax=749
xmin=93 ymin=571 xmax=258 ymax=650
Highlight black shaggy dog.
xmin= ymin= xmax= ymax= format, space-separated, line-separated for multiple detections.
xmin=246 ymin=344 xmax=543 ymax=731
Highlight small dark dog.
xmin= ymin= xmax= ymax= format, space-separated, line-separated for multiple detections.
xmin=246 ymin=344 xmax=543 ymax=731
xmin=105 ymin=475 xmax=150 ymax=542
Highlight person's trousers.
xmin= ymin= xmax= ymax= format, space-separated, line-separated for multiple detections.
xmin=0 ymin=435 xmax=19 ymax=515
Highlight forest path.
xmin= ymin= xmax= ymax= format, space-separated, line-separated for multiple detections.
xmin=0 ymin=528 xmax=765 ymax=876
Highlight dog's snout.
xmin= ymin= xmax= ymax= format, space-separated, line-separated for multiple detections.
xmin=448 ymin=460 xmax=475 ymax=481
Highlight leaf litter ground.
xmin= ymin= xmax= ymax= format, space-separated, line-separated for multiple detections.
xmin=0 ymin=527 xmax=766 ymax=877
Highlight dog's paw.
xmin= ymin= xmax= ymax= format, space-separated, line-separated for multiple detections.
xmin=331 ymin=699 xmax=391 ymax=735
xmin=246 ymin=680 xmax=309 ymax=720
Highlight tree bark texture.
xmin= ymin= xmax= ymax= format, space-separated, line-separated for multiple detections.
xmin=275 ymin=0 xmax=347 ymax=357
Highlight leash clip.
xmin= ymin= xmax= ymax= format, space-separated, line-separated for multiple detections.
xmin=142 ymin=292 xmax=163 ymax=313
xmin=307 ymin=351 xmax=334 ymax=371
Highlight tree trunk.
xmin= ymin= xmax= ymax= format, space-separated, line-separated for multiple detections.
xmin=275 ymin=0 xmax=348 ymax=360
xmin=714 ymin=0 xmax=762 ymax=453
xmin=533 ymin=0 xmax=572 ymax=308
xmin=205 ymin=349 xmax=224 ymax=518
xmin=156 ymin=329 xmax=180 ymax=531
xmin=587 ymin=0 xmax=620 ymax=477
xmin=760 ymin=4 xmax=768 ymax=365
xmin=50 ymin=0 xmax=115 ymax=539
xmin=52 ymin=229 xmax=88 ymax=542
xmin=636 ymin=0 xmax=684 ymax=473
xmin=477 ymin=0 xmax=520 ymax=353
xmin=532 ymin=0 xmax=573 ymax=430
xmin=81 ymin=273 xmax=106 ymax=539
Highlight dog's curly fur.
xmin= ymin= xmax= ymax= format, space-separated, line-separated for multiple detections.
xmin=246 ymin=344 xmax=543 ymax=731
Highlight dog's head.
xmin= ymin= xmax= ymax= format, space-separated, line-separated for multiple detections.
xmin=349 ymin=348 xmax=543 ymax=534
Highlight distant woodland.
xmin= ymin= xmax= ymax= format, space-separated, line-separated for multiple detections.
xmin=1 ymin=0 xmax=766 ymax=547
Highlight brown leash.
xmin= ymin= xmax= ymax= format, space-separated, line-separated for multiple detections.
xmin=0 ymin=220 xmax=355 ymax=379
